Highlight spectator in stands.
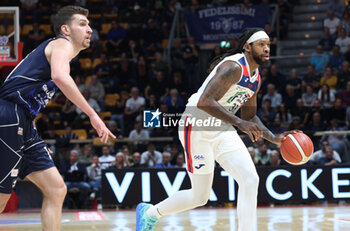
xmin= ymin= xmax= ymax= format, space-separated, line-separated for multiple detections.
xmin=147 ymin=70 xmax=169 ymax=102
xmin=277 ymin=0 xmax=291 ymax=39
xmin=35 ymin=112 xmax=52 ymax=137
xmin=266 ymin=150 xmax=281 ymax=167
xmin=74 ymin=75 xmax=85 ymax=92
xmin=292 ymin=98 xmax=309 ymax=125
xmin=124 ymin=87 xmax=145 ymax=131
xmin=20 ymin=0 xmax=42 ymax=26
xmin=308 ymin=111 xmax=327 ymax=133
xmin=140 ymin=143 xmax=162 ymax=168
xmin=58 ymin=125 xmax=78 ymax=149
xmin=169 ymin=71 xmax=187 ymax=98
xmin=61 ymin=98 xmax=77 ymax=127
xmin=261 ymin=83 xmax=282 ymax=108
xmin=318 ymin=84 xmax=336 ymax=108
xmin=110 ymin=90 xmax=129 ymax=135
xmin=171 ymin=38 xmax=185 ymax=72
xmin=255 ymin=143 xmax=271 ymax=166
xmin=107 ymin=120 xmax=122 ymax=139
xmin=276 ymin=103 xmax=292 ymax=129
xmin=76 ymin=89 xmax=101 ymax=121
xmin=338 ymin=10 xmax=350 ymax=34
xmin=85 ymin=74 xmax=105 ymax=111
xmin=324 ymin=10 xmax=340 ymax=35
xmin=321 ymin=67 xmax=338 ymax=91
xmin=129 ymin=152 xmax=148 ymax=168
xmin=332 ymin=98 xmax=347 ymax=122
xmin=270 ymin=117 xmax=287 ymax=134
xmin=311 ymin=140 xmax=342 ymax=164
xmin=257 ymin=99 xmax=276 ymax=126
xmin=319 ymin=27 xmax=336 ymax=52
xmin=144 ymin=19 xmax=163 ymax=55
xmin=289 ymin=116 xmax=304 ymax=131
xmin=337 ymin=61 xmax=350 ymax=90
xmin=114 ymin=56 xmax=136 ymax=92
xmin=60 ymin=149 xmax=90 ymax=209
xmin=108 ymin=152 xmax=128 ymax=170
xmin=106 ymin=19 xmax=126 ymax=56
xmin=324 ymin=118 xmax=346 ymax=155
xmin=121 ymin=146 xmax=132 ymax=165
xmin=89 ymin=21 xmax=101 ymax=54
xmin=151 ymin=51 xmax=168 ymax=75
xmin=129 ymin=122 xmax=150 ymax=152
xmin=125 ymin=40 xmax=141 ymax=63
xmin=164 ymin=88 xmax=184 ymax=114
xmin=42 ymin=125 xmax=59 ymax=158
xmin=283 ymin=84 xmax=298 ymax=110
xmin=155 ymin=152 xmax=174 ymax=168
xmin=264 ymin=22 xmax=278 ymax=57
xmin=318 ymin=146 xmax=340 ymax=165
xmin=302 ymin=64 xmax=321 ymax=91
xmin=25 ymin=22 xmax=46 ymax=54
xmin=99 ymin=145 xmax=115 ymax=169
xmin=302 ymin=84 xmax=318 ymax=108
xmin=174 ymin=154 xmax=186 ymax=168
xmin=79 ymin=144 xmax=94 ymax=166
xmin=248 ymin=146 xmax=259 ymax=165
xmin=169 ymin=145 xmax=181 ymax=165
xmin=95 ymin=53 xmax=114 ymax=89
xmin=346 ymin=107 xmax=350 ymax=127
xmin=286 ymin=68 xmax=302 ymax=97
xmin=338 ymin=81 xmax=350 ymax=106
xmin=336 ymin=28 xmax=350 ymax=54
xmin=328 ymin=0 xmax=345 ymax=19
xmin=310 ymin=45 xmax=329 ymax=73
xmin=309 ymin=99 xmax=330 ymax=124
xmin=183 ymin=36 xmax=200 ymax=93
xmin=126 ymin=22 xmax=144 ymax=45
xmin=129 ymin=4 xmax=147 ymax=25
xmin=86 ymin=155 xmax=102 ymax=200
xmin=145 ymin=93 xmax=160 ymax=110
xmin=136 ymin=56 xmax=149 ymax=91
xmin=266 ymin=64 xmax=286 ymax=93
xmin=329 ymin=45 xmax=345 ymax=72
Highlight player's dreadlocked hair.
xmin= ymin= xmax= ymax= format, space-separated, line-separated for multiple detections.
xmin=208 ymin=28 xmax=265 ymax=73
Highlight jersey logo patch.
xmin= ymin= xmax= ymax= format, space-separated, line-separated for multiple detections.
xmin=11 ymin=169 xmax=19 ymax=177
xmin=18 ymin=127 xmax=23 ymax=135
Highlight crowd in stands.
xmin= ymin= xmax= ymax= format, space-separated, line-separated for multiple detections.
xmin=0 ymin=0 xmax=349 ymax=208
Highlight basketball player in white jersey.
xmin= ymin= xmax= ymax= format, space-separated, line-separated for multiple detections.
xmin=136 ymin=28 xmax=296 ymax=231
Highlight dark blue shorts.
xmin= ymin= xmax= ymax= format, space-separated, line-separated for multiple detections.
xmin=0 ymin=99 xmax=54 ymax=194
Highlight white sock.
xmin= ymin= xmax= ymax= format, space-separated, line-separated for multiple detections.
xmin=146 ymin=205 xmax=162 ymax=219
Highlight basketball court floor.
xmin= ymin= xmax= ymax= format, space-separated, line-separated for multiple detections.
xmin=0 ymin=205 xmax=349 ymax=230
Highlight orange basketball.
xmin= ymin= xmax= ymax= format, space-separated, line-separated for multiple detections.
xmin=280 ymin=132 xmax=314 ymax=165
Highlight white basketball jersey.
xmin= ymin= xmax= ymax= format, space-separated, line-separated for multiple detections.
xmin=186 ymin=53 xmax=260 ymax=131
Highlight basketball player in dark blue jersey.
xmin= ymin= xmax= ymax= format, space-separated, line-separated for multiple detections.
xmin=0 ymin=6 xmax=115 ymax=230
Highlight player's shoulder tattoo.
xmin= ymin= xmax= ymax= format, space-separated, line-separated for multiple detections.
xmin=215 ymin=61 xmax=242 ymax=86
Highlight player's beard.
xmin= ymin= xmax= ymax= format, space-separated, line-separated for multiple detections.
xmin=252 ymin=48 xmax=271 ymax=68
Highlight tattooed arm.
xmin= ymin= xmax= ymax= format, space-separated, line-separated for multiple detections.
xmin=197 ymin=61 xmax=262 ymax=142
xmin=241 ymin=81 xmax=296 ymax=145
xmin=240 ymin=81 xmax=276 ymax=143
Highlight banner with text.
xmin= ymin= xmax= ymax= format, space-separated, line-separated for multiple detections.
xmin=102 ymin=165 xmax=350 ymax=206
xmin=183 ymin=6 xmax=270 ymax=43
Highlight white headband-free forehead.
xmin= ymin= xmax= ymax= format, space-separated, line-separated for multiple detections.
xmin=246 ymin=31 xmax=269 ymax=44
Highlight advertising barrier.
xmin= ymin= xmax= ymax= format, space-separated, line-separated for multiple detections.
xmin=102 ymin=165 xmax=350 ymax=206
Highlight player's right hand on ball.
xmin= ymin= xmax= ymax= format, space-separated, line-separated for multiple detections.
xmin=236 ymin=120 xmax=262 ymax=142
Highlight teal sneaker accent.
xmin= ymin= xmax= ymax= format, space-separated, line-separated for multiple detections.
xmin=136 ymin=203 xmax=158 ymax=231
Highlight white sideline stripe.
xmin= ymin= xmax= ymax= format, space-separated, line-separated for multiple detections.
xmin=288 ymin=134 xmax=307 ymax=162
xmin=0 ymin=138 xmax=22 ymax=185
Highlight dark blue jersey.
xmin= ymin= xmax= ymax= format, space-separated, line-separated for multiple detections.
xmin=0 ymin=37 xmax=68 ymax=119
